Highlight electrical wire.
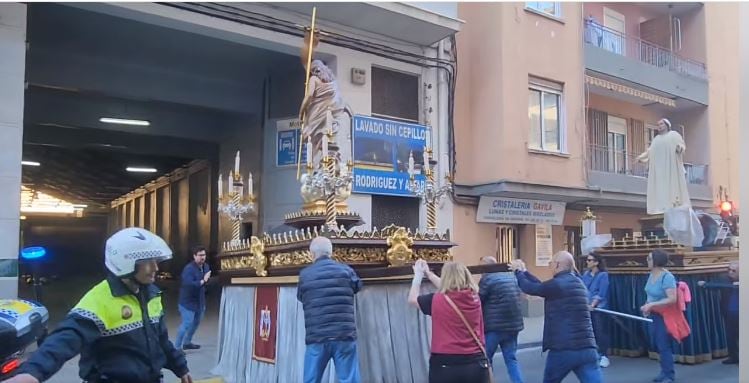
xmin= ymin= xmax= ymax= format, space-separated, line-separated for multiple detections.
xmin=159 ymin=2 xmax=458 ymax=189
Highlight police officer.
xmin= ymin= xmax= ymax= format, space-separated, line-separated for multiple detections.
xmin=3 ymin=228 xmax=192 ymax=383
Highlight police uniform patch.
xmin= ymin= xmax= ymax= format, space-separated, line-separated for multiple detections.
xmin=121 ymin=305 xmax=133 ymax=320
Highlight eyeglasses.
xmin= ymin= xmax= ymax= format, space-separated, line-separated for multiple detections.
xmin=586 ymin=259 xmax=596 ymax=262
xmin=729 ymin=268 xmax=738 ymax=273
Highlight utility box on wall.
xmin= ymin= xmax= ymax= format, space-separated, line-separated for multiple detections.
xmin=351 ymin=67 xmax=366 ymax=85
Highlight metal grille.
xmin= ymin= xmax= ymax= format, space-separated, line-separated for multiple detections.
xmin=371 ymin=195 xmax=420 ymax=231
xmin=495 ymin=226 xmax=517 ymax=264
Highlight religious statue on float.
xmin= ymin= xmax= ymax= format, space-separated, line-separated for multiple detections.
xmin=291 ymin=22 xmax=358 ymax=231
xmin=299 ymin=59 xmax=353 ymax=166
xmin=636 ymin=118 xmax=690 ymax=215
xmin=637 ymin=117 xmax=703 ymax=246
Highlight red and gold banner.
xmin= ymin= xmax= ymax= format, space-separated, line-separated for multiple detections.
xmin=252 ymin=286 xmax=279 ymax=363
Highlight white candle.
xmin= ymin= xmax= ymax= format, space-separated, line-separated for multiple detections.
xmin=229 ymin=170 xmax=234 ymax=188
xmin=341 ymin=157 xmax=349 ymax=176
xmin=423 ymin=147 xmax=430 ymax=173
xmin=248 ymin=172 xmax=253 ymax=196
xmin=227 ymin=171 xmax=231 ymax=194
xmin=218 ymin=174 xmax=223 ymax=197
xmin=322 ymin=133 xmax=329 ymax=157
xmin=426 ymin=128 xmax=432 ymax=150
xmin=234 ymin=151 xmax=240 ymax=174
xmin=408 ymin=151 xmax=415 ymax=176
xmin=306 ymin=136 xmax=313 ymax=166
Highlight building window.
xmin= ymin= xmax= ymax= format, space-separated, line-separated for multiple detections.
xmin=371 ymin=66 xmax=420 ymax=123
xmin=607 ymin=115 xmax=627 ymax=174
xmin=528 ymin=79 xmax=564 ymax=153
xmin=525 ymin=2 xmax=562 ymax=18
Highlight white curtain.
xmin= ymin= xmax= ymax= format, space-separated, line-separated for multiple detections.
xmin=212 ymin=283 xmax=433 ymax=383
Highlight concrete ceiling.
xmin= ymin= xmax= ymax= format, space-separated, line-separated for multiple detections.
xmin=27 ymin=3 xmax=296 ymax=115
xmin=22 ymin=4 xmax=295 ymax=208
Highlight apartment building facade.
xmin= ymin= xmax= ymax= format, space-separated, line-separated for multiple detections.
xmin=452 ymin=2 xmax=740 ymax=278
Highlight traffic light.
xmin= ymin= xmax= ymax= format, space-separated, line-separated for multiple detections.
xmin=719 ymin=200 xmax=739 ymax=236
xmin=720 ymin=201 xmax=733 ymax=215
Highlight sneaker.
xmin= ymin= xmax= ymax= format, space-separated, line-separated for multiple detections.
xmin=652 ymin=375 xmax=666 ymax=383
xmin=599 ymin=355 xmax=610 ymax=368
xmin=722 ymin=358 xmax=739 ymax=365
xmin=183 ymin=343 xmax=201 ymax=350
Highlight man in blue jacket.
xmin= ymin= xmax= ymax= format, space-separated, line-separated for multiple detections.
xmin=175 ymin=245 xmax=211 ymax=350
xmin=698 ymin=261 xmax=739 ymax=364
xmin=5 ymin=228 xmax=191 ymax=383
xmin=510 ymin=251 xmax=601 ymax=383
xmin=297 ymin=236 xmax=363 ymax=383
xmin=479 ymin=256 xmax=525 ymax=383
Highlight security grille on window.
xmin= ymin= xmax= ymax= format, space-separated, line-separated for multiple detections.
xmin=371 ymin=66 xmax=419 ymax=122
xmin=525 ymin=2 xmax=562 ymax=18
xmin=528 ymin=78 xmax=564 ymax=152
xmin=495 ymin=226 xmax=518 ymax=264
xmin=371 ymin=195 xmax=420 ymax=232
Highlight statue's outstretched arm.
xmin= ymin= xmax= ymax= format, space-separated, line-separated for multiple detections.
xmin=636 ymin=149 xmax=649 ymax=163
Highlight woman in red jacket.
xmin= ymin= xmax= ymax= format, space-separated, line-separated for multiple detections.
xmin=408 ymin=260 xmax=491 ymax=383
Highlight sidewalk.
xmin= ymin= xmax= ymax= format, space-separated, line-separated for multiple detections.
xmin=517 ymin=314 xmax=544 ymax=349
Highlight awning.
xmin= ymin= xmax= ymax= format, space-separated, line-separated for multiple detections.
xmin=585 ymin=75 xmax=676 ymax=108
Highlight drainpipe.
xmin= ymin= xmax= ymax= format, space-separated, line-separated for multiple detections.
xmin=437 ymin=39 xmax=449 ymax=184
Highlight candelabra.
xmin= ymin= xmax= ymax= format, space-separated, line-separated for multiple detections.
xmin=302 ymin=131 xmax=353 ymax=231
xmin=218 ymin=151 xmax=256 ymax=244
xmin=409 ymin=148 xmax=453 ymax=235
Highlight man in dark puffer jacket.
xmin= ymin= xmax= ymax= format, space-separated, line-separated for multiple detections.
xmin=479 ymin=256 xmax=525 ymax=383
xmin=511 ymin=251 xmax=601 ymax=383
xmin=297 ymin=236 xmax=363 ymax=383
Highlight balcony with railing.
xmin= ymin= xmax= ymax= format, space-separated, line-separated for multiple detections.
xmin=588 ymin=144 xmax=708 ymax=186
xmin=584 ymin=20 xmax=707 ymax=80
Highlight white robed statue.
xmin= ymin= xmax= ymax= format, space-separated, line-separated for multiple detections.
xmin=298 ymin=59 xmax=353 ymax=165
xmin=637 ymin=118 xmax=691 ymax=215
xmin=638 ymin=118 xmax=703 ymax=246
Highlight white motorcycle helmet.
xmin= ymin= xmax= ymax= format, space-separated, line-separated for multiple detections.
xmin=105 ymin=227 xmax=173 ymax=277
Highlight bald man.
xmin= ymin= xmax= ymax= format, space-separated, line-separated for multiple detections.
xmin=297 ymin=237 xmax=363 ymax=383
xmin=698 ymin=261 xmax=739 ymax=364
xmin=511 ymin=252 xmax=601 ymax=383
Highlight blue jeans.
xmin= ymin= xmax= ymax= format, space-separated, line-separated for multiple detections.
xmin=485 ymin=331 xmax=524 ymax=383
xmin=175 ymin=304 xmax=205 ymax=348
xmin=543 ymin=348 xmax=602 ymax=383
xmin=650 ymin=313 xmax=675 ymax=380
xmin=303 ymin=340 xmax=361 ymax=383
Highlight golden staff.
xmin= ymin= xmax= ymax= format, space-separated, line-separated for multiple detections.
xmin=297 ymin=7 xmax=317 ymax=180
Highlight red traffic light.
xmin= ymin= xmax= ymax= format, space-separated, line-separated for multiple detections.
xmin=720 ymin=201 xmax=733 ymax=213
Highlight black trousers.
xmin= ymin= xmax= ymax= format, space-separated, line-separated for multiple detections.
xmin=591 ymin=311 xmax=610 ymax=357
xmin=726 ymin=311 xmax=740 ymax=361
xmin=429 ymin=358 xmax=491 ymax=383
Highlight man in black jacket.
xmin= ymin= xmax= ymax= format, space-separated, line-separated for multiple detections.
xmin=511 ymin=251 xmax=601 ymax=383
xmin=297 ymin=236 xmax=362 ymax=383
xmin=479 ymin=256 xmax=525 ymax=383
xmin=4 ymin=228 xmax=190 ymax=383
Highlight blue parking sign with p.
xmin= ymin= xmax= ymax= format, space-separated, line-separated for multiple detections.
xmin=277 ymin=126 xmax=306 ymax=167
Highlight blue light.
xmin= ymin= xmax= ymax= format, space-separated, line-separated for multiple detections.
xmin=21 ymin=246 xmax=47 ymax=260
